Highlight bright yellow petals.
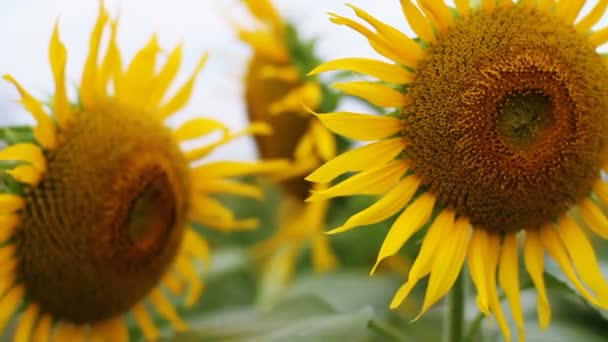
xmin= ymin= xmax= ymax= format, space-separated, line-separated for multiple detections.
xmin=576 ymin=0 xmax=608 ymax=33
xmin=417 ymin=0 xmax=454 ymax=32
xmin=540 ymin=225 xmax=604 ymax=307
xmin=174 ymin=118 xmax=230 ymax=142
xmin=97 ymin=20 xmax=121 ymax=102
xmin=347 ymin=4 xmax=425 ymax=63
xmin=307 ymin=137 xmax=405 ymax=183
xmin=194 ymin=159 xmax=288 ymax=178
xmin=310 ymin=121 xmax=336 ymax=162
xmin=0 ymin=214 xmax=21 ymax=243
xmin=0 ymin=245 xmax=15 ymax=264
xmin=80 ymin=4 xmax=109 ymax=108
xmin=32 ymin=314 xmax=53 ymax=342
xmin=150 ymin=289 xmax=188 ymax=331
xmin=190 ymin=196 xmax=258 ymax=231
xmin=175 ymin=256 xmax=204 ymax=307
xmin=328 ymin=13 xmax=413 ymax=67
xmin=390 ymin=209 xmax=454 ymax=309
xmin=328 ymin=175 xmax=420 ymax=235
xmin=0 ymin=285 xmax=24 ymax=333
xmin=132 ymin=303 xmax=160 ymax=341
xmin=6 ymin=165 xmax=43 ymax=186
xmin=589 ymin=26 xmax=608 ymax=47
xmin=270 ymin=82 xmax=322 ymax=115
xmin=183 ymin=228 xmax=211 ymax=266
xmin=239 ymin=30 xmax=289 ymax=63
xmin=557 ymin=216 xmax=608 ymax=303
xmin=555 ymin=0 xmax=585 ymax=24
xmin=538 ymin=0 xmax=556 ymax=11
xmin=0 ymin=143 xmax=46 ymax=172
xmin=163 ymin=273 xmax=185 ymax=296
xmin=467 ymin=229 xmax=493 ymax=315
xmin=416 ymin=217 xmax=469 ymax=318
xmin=195 ymin=180 xmax=263 ymax=200
xmin=157 ymin=53 xmax=208 ymax=120
xmin=54 ymin=322 xmax=86 ymax=341
xmin=331 ymin=81 xmax=409 ymax=108
xmin=3 ymin=75 xmax=57 ymax=150
xmin=524 ymin=230 xmax=551 ymax=330
xmin=499 ymin=234 xmax=525 ymax=342
xmin=259 ymin=65 xmax=300 ymax=83
xmin=0 ymin=194 xmax=25 ymax=214
xmin=579 ymin=198 xmax=608 ymax=239
xmin=482 ymin=0 xmax=497 ymax=10
xmin=454 ymin=0 xmax=470 ymax=16
xmin=13 ymin=304 xmax=38 ymax=342
xmin=49 ymin=22 xmax=72 ymax=129
xmin=312 ymin=234 xmax=338 ymax=272
xmin=242 ymin=0 xmax=283 ymax=31
xmin=89 ymin=318 xmax=129 ymax=342
xmin=310 ymin=58 xmax=414 ymax=84
xmin=310 ymin=111 xmax=403 ymax=141
xmin=119 ymin=35 xmax=161 ymax=108
xmin=400 ymin=0 xmax=435 ymax=43
xmin=307 ymin=160 xmax=407 ymax=202
xmin=372 ymin=193 xmax=436 ymax=274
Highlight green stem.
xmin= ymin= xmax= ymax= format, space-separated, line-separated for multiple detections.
xmin=368 ymin=320 xmax=408 ymax=341
xmin=444 ymin=272 xmax=466 ymax=342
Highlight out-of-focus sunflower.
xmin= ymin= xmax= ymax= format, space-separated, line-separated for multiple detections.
xmin=307 ymin=1 xmax=608 ymax=340
xmin=237 ymin=0 xmax=339 ymax=289
xmin=0 ymin=4 xmax=286 ymax=341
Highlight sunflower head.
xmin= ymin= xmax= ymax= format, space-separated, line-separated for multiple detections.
xmin=0 ymin=4 xmax=284 ymax=340
xmin=307 ymin=1 xmax=608 ymax=340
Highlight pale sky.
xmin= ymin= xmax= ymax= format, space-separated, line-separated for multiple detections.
xmin=0 ymin=1 xmax=607 ymax=160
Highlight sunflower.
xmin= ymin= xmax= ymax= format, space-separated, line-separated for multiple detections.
xmin=306 ymin=1 xmax=608 ymax=340
xmin=0 ymin=4 xmax=286 ymax=341
xmin=237 ymin=0 xmax=339 ymax=287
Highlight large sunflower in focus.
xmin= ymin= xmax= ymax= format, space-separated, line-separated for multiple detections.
xmin=0 ymin=5 xmax=285 ymax=341
xmin=307 ymin=0 xmax=608 ymax=340
xmin=238 ymin=0 xmax=339 ymax=287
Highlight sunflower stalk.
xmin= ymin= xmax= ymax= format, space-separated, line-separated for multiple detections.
xmin=444 ymin=272 xmax=466 ymax=342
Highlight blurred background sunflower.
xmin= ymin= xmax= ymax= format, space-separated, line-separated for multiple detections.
xmin=1 ymin=1 xmax=608 ymax=342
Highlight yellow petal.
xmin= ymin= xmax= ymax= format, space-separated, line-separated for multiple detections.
xmin=555 ymin=0 xmax=585 ymax=24
xmin=195 ymin=179 xmax=263 ymax=200
xmin=540 ymin=224 xmax=603 ymax=307
xmin=589 ymin=26 xmax=608 ymax=47
xmin=390 ymin=209 xmax=455 ymax=308
xmin=89 ymin=318 xmax=129 ymax=342
xmin=575 ymin=0 xmax=608 ymax=33
xmin=499 ymin=233 xmax=525 ymax=342
xmin=174 ymin=118 xmax=230 ymax=142
xmin=371 ymin=193 xmax=436 ymax=274
xmin=239 ymin=30 xmax=289 ymax=63
xmin=270 ymin=82 xmax=322 ymax=115
xmin=0 ymin=285 xmax=24 ymax=333
xmin=3 ymin=75 xmax=57 ymax=150
xmin=593 ymin=180 xmax=608 ymax=207
xmin=416 ymin=217 xmax=470 ymax=318
xmin=132 ymin=303 xmax=160 ymax=341
xmin=307 ymin=160 xmax=407 ymax=202
xmin=524 ymin=229 xmax=551 ymax=330
xmin=189 ymin=196 xmax=258 ymax=231
xmin=312 ymin=234 xmax=338 ymax=273
xmin=118 ymin=35 xmax=161 ymax=108
xmin=157 ymin=53 xmax=208 ymax=120
xmin=328 ymin=13 xmax=414 ymax=67
xmin=558 ymin=215 xmax=608 ymax=305
xmin=97 ymin=20 xmax=121 ymax=102
xmin=80 ymin=4 xmax=109 ymax=108
xmin=183 ymin=228 xmax=211 ymax=267
xmin=14 ymin=304 xmax=39 ymax=342
xmin=243 ymin=0 xmax=283 ymax=29
xmin=193 ymin=159 xmax=288 ymax=178
xmin=145 ymin=44 xmax=183 ymax=111
xmin=0 ymin=143 xmax=46 ymax=172
xmin=0 ymin=194 xmax=25 ymax=214
xmin=163 ymin=273 xmax=185 ymax=296
xmin=0 ymin=245 xmax=15 ymax=264
xmin=310 ymin=110 xmax=403 ymax=141
xmin=332 ymin=81 xmax=409 ymax=108
xmin=310 ymin=120 xmax=336 ymax=162
xmin=0 ymin=214 xmax=21 ymax=243
xmin=49 ymin=21 xmax=72 ymax=129
xmin=400 ymin=0 xmax=435 ymax=43
xmin=307 ymin=137 xmax=405 ymax=183
xmin=347 ymin=4 xmax=425 ymax=64
xmin=150 ymin=289 xmax=188 ymax=331
xmin=454 ymin=0 xmax=470 ymax=16
xmin=417 ymin=0 xmax=454 ymax=32
xmin=6 ymin=165 xmax=43 ymax=186
xmin=328 ymin=175 xmax=420 ymax=235
xmin=482 ymin=0 xmax=496 ymax=10
xmin=579 ymin=198 xmax=608 ymax=239
xmin=175 ymin=255 xmax=204 ymax=307
xmin=538 ymin=0 xmax=556 ymax=12
xmin=32 ymin=313 xmax=53 ymax=342
xmin=309 ymin=58 xmax=413 ymax=84
xmin=483 ymin=232 xmax=512 ymax=342
xmin=467 ymin=229 xmax=492 ymax=315
xmin=53 ymin=322 xmax=86 ymax=341
xmin=259 ymin=65 xmax=300 ymax=83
